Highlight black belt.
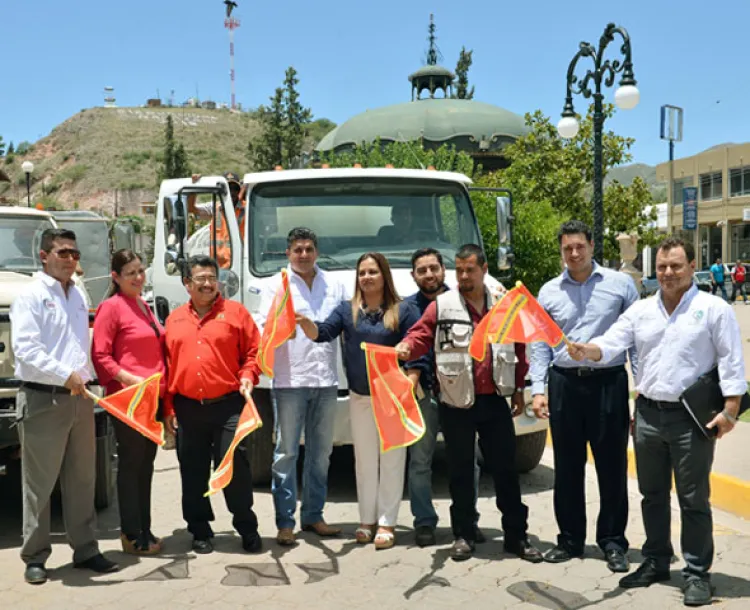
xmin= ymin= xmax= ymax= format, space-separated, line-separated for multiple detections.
xmin=21 ymin=382 xmax=73 ymax=394
xmin=176 ymin=391 xmax=241 ymax=406
xmin=639 ymin=396 xmax=682 ymax=409
xmin=552 ymin=365 xmax=625 ymax=378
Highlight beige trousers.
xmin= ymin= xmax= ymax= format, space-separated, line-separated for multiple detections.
xmin=349 ymin=392 xmax=406 ymax=527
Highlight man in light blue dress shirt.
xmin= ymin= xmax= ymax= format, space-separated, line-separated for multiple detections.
xmin=569 ymin=237 xmax=746 ymax=607
xmin=530 ymin=220 xmax=638 ymax=573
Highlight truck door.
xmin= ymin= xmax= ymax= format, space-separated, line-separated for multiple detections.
xmin=152 ymin=177 xmax=242 ymax=324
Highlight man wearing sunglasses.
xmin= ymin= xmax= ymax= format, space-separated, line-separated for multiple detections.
xmin=10 ymin=229 xmax=118 ymax=585
xmin=164 ymin=254 xmax=262 ymax=555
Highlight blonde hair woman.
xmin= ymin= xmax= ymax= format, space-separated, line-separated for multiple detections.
xmin=297 ymin=252 xmax=425 ymax=549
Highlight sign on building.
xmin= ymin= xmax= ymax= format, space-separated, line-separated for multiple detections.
xmin=683 ymin=187 xmax=698 ymax=230
xmin=744 ymin=208 xmax=750 ymax=222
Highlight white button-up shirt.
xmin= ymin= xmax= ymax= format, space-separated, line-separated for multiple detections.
xmin=255 ymin=264 xmax=348 ymax=389
xmin=10 ymin=272 xmax=93 ymax=386
xmin=592 ymin=285 xmax=746 ymax=401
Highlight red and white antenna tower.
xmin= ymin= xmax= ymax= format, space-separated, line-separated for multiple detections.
xmin=224 ymin=4 xmax=240 ymax=110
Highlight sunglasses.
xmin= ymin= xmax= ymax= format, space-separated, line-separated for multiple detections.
xmin=50 ymin=248 xmax=81 ymax=261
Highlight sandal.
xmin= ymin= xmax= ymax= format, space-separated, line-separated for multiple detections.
xmin=355 ymin=524 xmax=376 ymax=544
xmin=374 ymin=527 xmax=395 ymax=550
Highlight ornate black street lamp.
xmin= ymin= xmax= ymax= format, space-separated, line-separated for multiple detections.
xmin=557 ymin=23 xmax=639 ymax=263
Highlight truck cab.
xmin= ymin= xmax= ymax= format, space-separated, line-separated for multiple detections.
xmin=0 ymin=206 xmax=116 ymax=507
xmin=152 ymin=168 xmax=548 ymax=481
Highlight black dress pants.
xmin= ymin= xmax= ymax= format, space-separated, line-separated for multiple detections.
xmin=548 ymin=366 xmax=630 ymax=554
xmin=174 ymin=392 xmax=258 ymax=540
xmin=113 ymin=416 xmax=157 ymax=542
xmin=439 ymin=393 xmax=529 ymax=544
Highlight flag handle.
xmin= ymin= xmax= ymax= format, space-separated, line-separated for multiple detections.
xmin=84 ymin=389 xmax=100 ymax=402
xmin=561 ymin=334 xmax=573 ymax=349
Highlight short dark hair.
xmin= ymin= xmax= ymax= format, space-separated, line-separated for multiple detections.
xmin=286 ymin=227 xmax=318 ymax=249
xmin=456 ymin=243 xmax=486 ymax=266
xmin=183 ymin=255 xmax=219 ymax=282
xmin=411 ymin=247 xmax=444 ymax=270
xmin=557 ymin=220 xmax=592 ymax=244
xmin=657 ymin=236 xmax=695 ymax=263
xmin=41 ymin=228 xmax=76 ymax=252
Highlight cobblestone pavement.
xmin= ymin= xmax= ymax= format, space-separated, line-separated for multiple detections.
xmin=0 ymin=445 xmax=748 ymax=610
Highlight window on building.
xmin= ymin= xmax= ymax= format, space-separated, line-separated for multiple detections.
xmin=700 ymin=171 xmax=722 ymax=201
xmin=729 ymin=167 xmax=750 ymax=197
xmin=672 ymin=177 xmax=694 ymax=205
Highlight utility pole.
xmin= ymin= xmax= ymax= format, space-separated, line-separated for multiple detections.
xmin=660 ymin=105 xmax=684 ymax=235
xmin=224 ymin=1 xmax=240 ymax=109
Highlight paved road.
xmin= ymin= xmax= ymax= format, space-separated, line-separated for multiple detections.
xmin=1 ymin=443 xmax=749 ymax=609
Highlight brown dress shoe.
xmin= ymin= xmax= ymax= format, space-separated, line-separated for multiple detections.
xmin=276 ymin=528 xmax=296 ymax=546
xmin=301 ymin=521 xmax=342 ymax=536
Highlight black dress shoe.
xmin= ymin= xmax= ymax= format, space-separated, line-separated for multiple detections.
xmin=618 ymin=559 xmax=670 ymax=589
xmin=543 ymin=545 xmax=583 ymax=563
xmin=191 ymin=538 xmax=214 ymax=554
xmin=605 ymin=549 xmax=630 ymax=573
xmin=450 ymin=538 xmax=475 ymax=561
xmin=683 ymin=579 xmax=713 ymax=606
xmin=74 ymin=553 xmax=119 ymax=574
xmin=474 ymin=526 xmax=487 ymax=544
xmin=24 ymin=563 xmax=47 ymax=585
xmin=242 ymin=532 xmax=263 ymax=553
xmin=505 ymin=539 xmax=544 ymax=563
xmin=414 ymin=526 xmax=436 ymax=548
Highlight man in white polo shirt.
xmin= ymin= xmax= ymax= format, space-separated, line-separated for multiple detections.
xmin=568 ymin=237 xmax=746 ymax=607
xmin=256 ymin=227 xmax=349 ymax=546
xmin=11 ymin=229 xmax=118 ymax=585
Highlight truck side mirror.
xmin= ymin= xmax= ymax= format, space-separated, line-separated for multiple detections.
xmin=495 ymin=196 xmax=513 ymax=271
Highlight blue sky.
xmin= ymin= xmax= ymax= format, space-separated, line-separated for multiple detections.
xmin=1 ymin=0 xmax=747 ymax=167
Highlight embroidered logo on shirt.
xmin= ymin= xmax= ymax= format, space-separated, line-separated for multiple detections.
xmin=216 ymin=313 xmax=225 ymax=320
xmin=42 ymin=298 xmax=56 ymax=310
xmin=693 ymin=310 xmax=704 ymax=321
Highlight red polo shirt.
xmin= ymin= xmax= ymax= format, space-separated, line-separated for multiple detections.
xmin=164 ymin=295 xmax=261 ymax=413
xmin=403 ymin=299 xmax=528 ymax=396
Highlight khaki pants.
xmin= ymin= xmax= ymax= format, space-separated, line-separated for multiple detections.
xmin=17 ymin=387 xmax=99 ymax=565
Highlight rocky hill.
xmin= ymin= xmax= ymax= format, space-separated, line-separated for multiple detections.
xmin=0 ymin=106 xmax=332 ymax=213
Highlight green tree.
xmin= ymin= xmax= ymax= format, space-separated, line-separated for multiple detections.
xmin=453 ymin=47 xmax=475 ymax=100
xmin=282 ymin=66 xmax=312 ymax=168
xmin=6 ymin=141 xmax=14 ymax=155
xmin=319 ymin=139 xmax=474 ymax=175
xmin=496 ymin=107 xmax=658 ymax=264
xmin=0 ymin=136 xmax=5 ymax=157
xmin=248 ymin=87 xmax=285 ymax=170
xmin=159 ymin=115 xmax=191 ymax=180
xmin=16 ymin=141 xmax=31 ymax=155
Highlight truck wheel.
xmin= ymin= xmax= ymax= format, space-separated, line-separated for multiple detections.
xmin=94 ymin=413 xmax=116 ymax=510
xmin=248 ymin=389 xmax=274 ymax=486
xmin=514 ymin=429 xmax=547 ymax=474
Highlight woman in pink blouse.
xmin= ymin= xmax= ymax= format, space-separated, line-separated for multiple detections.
xmin=92 ymin=249 xmax=167 ymax=555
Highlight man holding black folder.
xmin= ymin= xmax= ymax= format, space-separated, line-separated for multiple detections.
xmin=567 ymin=237 xmax=746 ymax=608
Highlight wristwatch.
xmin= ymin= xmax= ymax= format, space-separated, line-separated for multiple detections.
xmin=514 ymin=387 xmax=524 ymax=395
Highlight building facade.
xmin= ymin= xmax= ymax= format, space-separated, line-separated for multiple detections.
xmin=656 ymin=142 xmax=750 ymax=268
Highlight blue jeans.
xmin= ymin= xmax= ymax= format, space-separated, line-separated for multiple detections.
xmin=408 ymin=392 xmax=480 ymax=529
xmin=271 ymin=387 xmax=338 ymax=530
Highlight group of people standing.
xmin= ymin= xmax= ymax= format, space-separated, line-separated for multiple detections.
xmin=10 ymin=219 xmax=746 ymax=608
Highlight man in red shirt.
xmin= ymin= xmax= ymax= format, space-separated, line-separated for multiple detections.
xmin=730 ymin=259 xmax=748 ymax=304
xmin=396 ymin=244 xmax=543 ymax=563
xmin=164 ymin=255 xmax=262 ymax=554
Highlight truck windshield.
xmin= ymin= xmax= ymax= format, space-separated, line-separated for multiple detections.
xmin=0 ymin=217 xmax=55 ymax=274
xmin=249 ymin=178 xmax=482 ymax=275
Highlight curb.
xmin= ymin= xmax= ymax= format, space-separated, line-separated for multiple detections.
xmin=545 ymin=431 xmax=750 ymax=521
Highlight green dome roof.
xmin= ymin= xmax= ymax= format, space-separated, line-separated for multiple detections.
xmin=315 ymin=98 xmax=529 ymax=152
xmin=408 ymin=65 xmax=454 ymax=81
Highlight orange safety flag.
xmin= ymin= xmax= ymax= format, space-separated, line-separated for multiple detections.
xmin=469 ymin=282 xmax=565 ymax=361
xmin=361 ymin=342 xmax=425 ymax=453
xmin=205 ymin=391 xmax=263 ymax=496
xmin=258 ymin=268 xmax=296 ymax=378
xmin=85 ymin=374 xmax=165 ymax=446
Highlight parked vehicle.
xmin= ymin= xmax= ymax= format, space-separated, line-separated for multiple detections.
xmin=693 ymin=270 xmax=714 ymax=292
xmin=152 ymin=168 xmax=548 ymax=481
xmin=0 ymin=207 xmax=116 ymax=508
